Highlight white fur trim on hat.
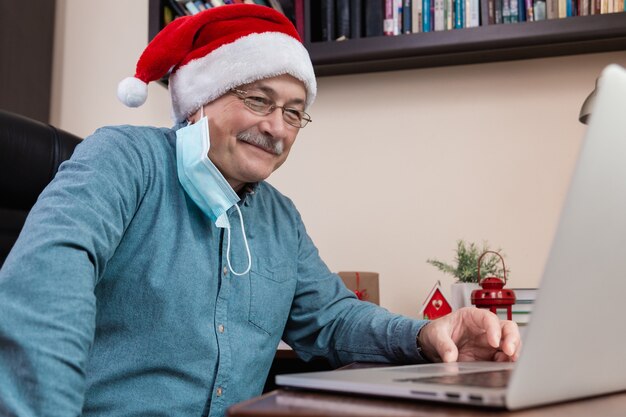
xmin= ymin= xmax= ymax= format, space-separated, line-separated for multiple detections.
xmin=169 ymin=32 xmax=316 ymax=123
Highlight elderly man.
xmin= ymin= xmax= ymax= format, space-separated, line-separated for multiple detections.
xmin=0 ymin=5 xmax=520 ymax=417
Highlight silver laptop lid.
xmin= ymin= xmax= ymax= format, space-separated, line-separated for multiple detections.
xmin=506 ymin=64 xmax=626 ymax=409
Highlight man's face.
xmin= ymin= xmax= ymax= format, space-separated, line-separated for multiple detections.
xmin=189 ymin=74 xmax=307 ymax=192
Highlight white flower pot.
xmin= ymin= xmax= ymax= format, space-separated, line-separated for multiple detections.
xmin=450 ymin=282 xmax=480 ymax=311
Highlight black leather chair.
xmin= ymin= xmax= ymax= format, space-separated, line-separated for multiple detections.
xmin=0 ymin=110 xmax=82 ymax=266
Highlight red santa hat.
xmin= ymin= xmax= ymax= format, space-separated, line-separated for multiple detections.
xmin=117 ymin=4 xmax=316 ymax=123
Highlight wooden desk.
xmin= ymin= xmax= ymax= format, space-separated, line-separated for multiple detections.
xmin=228 ymin=389 xmax=626 ymax=417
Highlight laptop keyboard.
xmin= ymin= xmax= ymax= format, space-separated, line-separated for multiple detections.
xmin=395 ymin=369 xmax=512 ymax=389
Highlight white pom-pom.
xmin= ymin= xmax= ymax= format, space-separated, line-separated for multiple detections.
xmin=117 ymin=77 xmax=148 ymax=107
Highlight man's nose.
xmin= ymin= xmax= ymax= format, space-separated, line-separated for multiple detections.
xmin=259 ymin=106 xmax=288 ymax=137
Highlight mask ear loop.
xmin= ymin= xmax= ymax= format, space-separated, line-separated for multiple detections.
xmin=225 ymin=204 xmax=251 ymax=276
xmin=196 ymin=104 xmax=250 ymax=275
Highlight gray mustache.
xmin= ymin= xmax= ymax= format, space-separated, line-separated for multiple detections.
xmin=236 ymin=131 xmax=283 ymax=155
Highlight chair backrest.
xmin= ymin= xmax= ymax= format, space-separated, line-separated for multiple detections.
xmin=0 ymin=110 xmax=82 ymax=266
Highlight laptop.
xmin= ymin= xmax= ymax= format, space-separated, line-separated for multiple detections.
xmin=276 ymin=64 xmax=626 ymax=410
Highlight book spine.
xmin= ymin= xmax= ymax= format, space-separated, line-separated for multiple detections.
xmin=364 ymin=0 xmax=384 ymax=36
xmin=294 ymin=0 xmax=305 ymax=41
xmin=321 ymin=0 xmax=335 ymax=41
xmin=412 ymin=0 xmax=422 ymax=32
xmin=384 ymin=0 xmax=395 ymax=35
xmin=168 ymin=0 xmax=187 ymax=16
xmin=502 ymin=0 xmax=510 ymax=22
xmin=535 ymin=0 xmax=547 ymax=18
xmin=525 ymin=0 xmax=534 ymax=20
xmin=423 ymin=0 xmax=431 ymax=30
xmin=394 ymin=0 xmax=402 ymax=35
xmin=454 ymin=0 xmax=462 ymax=26
xmin=546 ymin=0 xmax=558 ymax=17
xmin=600 ymin=0 xmax=608 ymax=14
xmin=403 ymin=0 xmax=412 ymax=32
xmin=335 ymin=0 xmax=351 ymax=39
xmin=350 ymin=0 xmax=362 ymax=38
xmin=445 ymin=0 xmax=453 ymax=28
xmin=434 ymin=0 xmax=444 ymax=29
xmin=511 ymin=0 xmax=519 ymax=20
xmin=470 ymin=0 xmax=480 ymax=26
xmin=184 ymin=1 xmax=201 ymax=14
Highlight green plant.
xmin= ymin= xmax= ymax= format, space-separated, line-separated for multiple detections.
xmin=427 ymin=240 xmax=509 ymax=283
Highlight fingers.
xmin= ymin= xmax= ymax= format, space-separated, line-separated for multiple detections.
xmin=500 ymin=320 xmax=522 ymax=360
xmin=471 ymin=308 xmax=502 ymax=349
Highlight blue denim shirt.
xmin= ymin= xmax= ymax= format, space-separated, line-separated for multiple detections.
xmin=0 ymin=125 xmax=428 ymax=417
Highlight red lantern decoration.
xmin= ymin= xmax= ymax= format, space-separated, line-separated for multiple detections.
xmin=471 ymin=251 xmax=516 ymax=320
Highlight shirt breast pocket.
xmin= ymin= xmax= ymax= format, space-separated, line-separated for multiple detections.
xmin=248 ymin=258 xmax=296 ymax=336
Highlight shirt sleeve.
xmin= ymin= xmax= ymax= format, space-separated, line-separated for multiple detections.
xmin=0 ymin=126 xmax=150 ymax=417
xmin=282 ymin=210 xmax=430 ymax=367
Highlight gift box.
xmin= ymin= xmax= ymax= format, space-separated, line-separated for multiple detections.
xmin=337 ymin=271 xmax=380 ymax=305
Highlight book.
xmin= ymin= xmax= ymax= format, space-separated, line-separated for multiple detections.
xmin=403 ymin=0 xmax=413 ymax=33
xmin=394 ymin=0 xmax=402 ymax=35
xmin=445 ymin=0 xmax=453 ymax=28
xmin=364 ymin=0 xmax=384 ymax=37
xmin=423 ymin=0 xmax=432 ymax=31
xmin=294 ymin=0 xmax=305 ymax=41
xmin=480 ymin=0 xmax=495 ymax=24
xmin=545 ymin=0 xmax=557 ymax=16
xmin=169 ymin=0 xmax=187 ymax=16
xmin=412 ymin=0 xmax=422 ymax=32
xmin=335 ymin=0 xmax=351 ymax=40
xmin=321 ymin=0 xmax=336 ymax=41
xmin=194 ymin=1 xmax=207 ymax=10
xmin=503 ymin=0 xmax=511 ymax=22
xmin=525 ymin=0 xmax=534 ymax=20
xmin=534 ymin=0 xmax=547 ymax=20
xmin=518 ymin=0 xmax=527 ymax=20
xmin=184 ymin=1 xmax=201 ymax=14
xmin=454 ymin=0 xmax=463 ymax=27
xmin=469 ymin=0 xmax=480 ymax=25
xmin=434 ymin=0 xmax=445 ymax=29
xmin=384 ymin=0 xmax=395 ymax=35
xmin=267 ymin=0 xmax=285 ymax=14
xmin=511 ymin=288 xmax=538 ymax=302
xmin=163 ymin=5 xmax=175 ymax=24
xmin=350 ymin=0 xmax=362 ymax=38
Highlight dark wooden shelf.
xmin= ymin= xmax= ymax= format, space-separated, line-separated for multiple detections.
xmin=148 ymin=1 xmax=626 ymax=78
xmin=308 ymin=13 xmax=626 ymax=76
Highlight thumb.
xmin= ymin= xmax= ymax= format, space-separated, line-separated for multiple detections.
xmin=420 ymin=321 xmax=459 ymax=363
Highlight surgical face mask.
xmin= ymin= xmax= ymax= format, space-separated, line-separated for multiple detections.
xmin=176 ymin=110 xmax=251 ymax=276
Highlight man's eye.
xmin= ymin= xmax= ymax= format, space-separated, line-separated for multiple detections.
xmin=246 ymin=96 xmax=270 ymax=107
xmin=284 ymin=108 xmax=303 ymax=121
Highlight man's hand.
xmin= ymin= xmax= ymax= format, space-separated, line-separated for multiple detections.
xmin=417 ymin=307 xmax=521 ymax=363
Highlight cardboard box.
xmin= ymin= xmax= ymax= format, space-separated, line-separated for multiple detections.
xmin=337 ymin=271 xmax=380 ymax=305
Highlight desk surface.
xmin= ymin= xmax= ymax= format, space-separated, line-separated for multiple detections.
xmin=228 ymin=389 xmax=626 ymax=417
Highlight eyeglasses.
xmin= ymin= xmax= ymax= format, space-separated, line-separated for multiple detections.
xmin=230 ymin=89 xmax=312 ymax=128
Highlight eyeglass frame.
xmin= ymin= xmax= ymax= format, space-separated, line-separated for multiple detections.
xmin=229 ymin=88 xmax=312 ymax=128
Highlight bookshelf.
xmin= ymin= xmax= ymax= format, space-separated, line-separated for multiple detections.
xmin=148 ymin=1 xmax=626 ymax=77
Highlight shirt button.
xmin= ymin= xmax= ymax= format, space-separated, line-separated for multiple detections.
xmin=216 ymin=387 xmax=223 ymax=397
xmin=218 ymin=324 xmax=224 ymax=333
xmin=223 ymin=267 xmax=228 ymax=276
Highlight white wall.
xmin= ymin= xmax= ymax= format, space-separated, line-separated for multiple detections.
xmin=52 ymin=0 xmax=626 ymax=317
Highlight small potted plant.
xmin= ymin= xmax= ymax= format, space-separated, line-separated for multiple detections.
xmin=427 ymin=240 xmax=509 ymax=310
